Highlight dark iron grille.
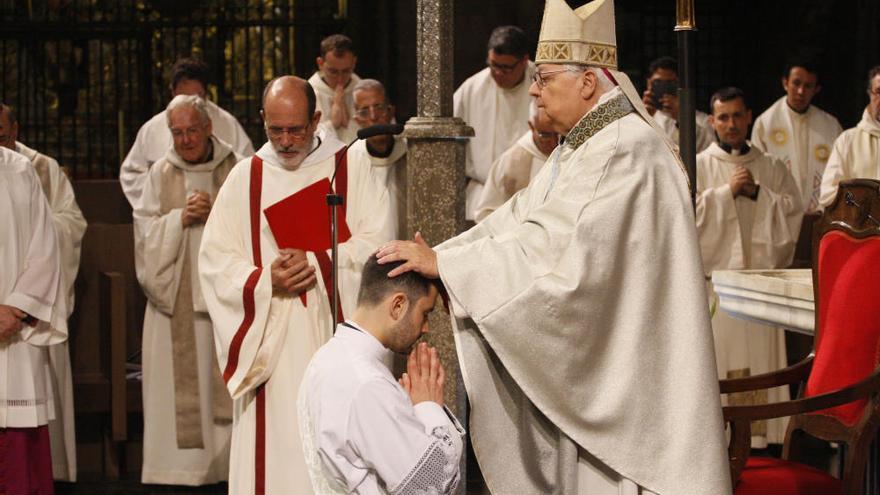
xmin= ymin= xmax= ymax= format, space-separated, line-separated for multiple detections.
xmin=0 ymin=1 xmax=342 ymax=179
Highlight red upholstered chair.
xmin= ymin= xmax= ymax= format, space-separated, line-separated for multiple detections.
xmin=720 ymin=179 xmax=880 ymax=495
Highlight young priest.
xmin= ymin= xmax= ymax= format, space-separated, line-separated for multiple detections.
xmin=298 ymin=252 xmax=465 ymax=494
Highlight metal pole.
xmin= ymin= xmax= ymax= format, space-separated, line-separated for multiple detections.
xmin=329 ymin=196 xmax=341 ymax=330
xmin=675 ymin=0 xmax=697 ymax=208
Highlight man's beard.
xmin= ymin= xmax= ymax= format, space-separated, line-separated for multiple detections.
xmin=273 ymin=143 xmax=309 ymax=170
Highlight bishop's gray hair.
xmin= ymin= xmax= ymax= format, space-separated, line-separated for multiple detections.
xmin=352 ymin=78 xmax=387 ymax=100
xmin=562 ymin=64 xmax=615 ymax=92
xmin=165 ymin=94 xmax=210 ymax=127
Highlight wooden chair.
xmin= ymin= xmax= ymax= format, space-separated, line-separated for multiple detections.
xmin=721 ymin=179 xmax=880 ymax=495
xmin=69 ymin=180 xmax=146 ymax=479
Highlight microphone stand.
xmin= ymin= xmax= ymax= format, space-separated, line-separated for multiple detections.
xmin=327 ymin=123 xmax=405 ymax=332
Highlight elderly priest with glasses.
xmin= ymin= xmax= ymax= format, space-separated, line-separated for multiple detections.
xmin=377 ymin=0 xmax=731 ymax=493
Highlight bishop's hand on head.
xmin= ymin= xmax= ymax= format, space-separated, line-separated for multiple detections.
xmin=375 ymin=232 xmax=439 ymax=279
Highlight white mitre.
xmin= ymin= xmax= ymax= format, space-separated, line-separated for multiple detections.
xmin=536 ymin=0 xmax=688 ymax=179
xmin=536 ymin=0 xmax=617 ymax=68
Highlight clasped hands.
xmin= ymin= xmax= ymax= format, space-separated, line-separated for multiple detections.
xmin=399 ymin=342 xmax=445 ymax=406
xmin=730 ymin=165 xmax=758 ymax=199
xmin=181 ymin=189 xmax=212 ymax=228
xmin=330 ymin=83 xmax=349 ymax=129
xmin=271 ymin=248 xmax=317 ymax=297
xmin=0 ymin=304 xmax=26 ymax=343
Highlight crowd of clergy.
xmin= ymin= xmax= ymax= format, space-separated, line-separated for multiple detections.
xmin=3 ymin=0 xmax=880 ymax=493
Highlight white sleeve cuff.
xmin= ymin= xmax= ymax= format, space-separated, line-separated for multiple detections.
xmin=413 ymin=401 xmax=453 ymax=434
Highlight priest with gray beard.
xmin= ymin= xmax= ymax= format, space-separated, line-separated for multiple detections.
xmin=376 ymin=0 xmax=731 ymax=493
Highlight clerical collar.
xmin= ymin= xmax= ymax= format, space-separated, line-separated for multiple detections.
xmin=564 ymin=92 xmax=633 ymax=149
xmin=366 ymin=139 xmax=394 ymax=158
xmin=718 ymin=140 xmax=750 ymax=155
xmin=785 ymin=100 xmax=810 ymax=115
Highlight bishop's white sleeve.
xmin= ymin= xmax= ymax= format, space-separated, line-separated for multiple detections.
xmin=343 ymin=380 xmax=465 ymax=495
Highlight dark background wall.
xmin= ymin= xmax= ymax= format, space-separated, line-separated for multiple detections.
xmin=350 ymin=0 xmax=880 ymax=131
xmin=2 ymin=0 xmax=879 ymax=178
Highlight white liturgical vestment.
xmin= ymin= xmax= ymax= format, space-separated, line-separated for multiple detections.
xmin=134 ymin=137 xmax=240 ymax=485
xmin=819 ymin=109 xmax=880 ymax=207
xmin=752 ymin=97 xmax=842 ymax=212
xmin=298 ymin=322 xmax=465 ymax=495
xmin=199 ymin=130 xmax=392 ymax=495
xmin=15 ymin=141 xmax=86 ymax=481
xmin=696 ymin=142 xmax=803 ymax=446
xmin=454 ymin=63 xmax=536 ymax=220
xmin=347 ymin=136 xmax=407 ymax=239
xmin=0 ymin=147 xmax=65 ymax=430
xmin=652 ymin=108 xmax=714 ymax=154
xmin=120 ymin=99 xmax=254 ymax=211
xmin=474 ymin=130 xmax=549 ymax=222
xmin=308 ymin=72 xmax=363 ymax=144
xmin=436 ymin=88 xmax=730 ymax=495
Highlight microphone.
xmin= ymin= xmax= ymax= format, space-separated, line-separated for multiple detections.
xmin=326 ymin=122 xmax=405 ymax=330
xmin=331 ymin=124 xmax=405 ymax=191
xmin=356 ymin=123 xmax=405 ymax=140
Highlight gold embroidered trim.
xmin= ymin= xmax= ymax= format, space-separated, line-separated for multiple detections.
xmin=536 ymin=40 xmax=617 ymax=69
xmin=564 ymin=93 xmax=633 ymax=149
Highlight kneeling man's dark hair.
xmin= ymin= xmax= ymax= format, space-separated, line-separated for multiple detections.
xmin=357 ymin=255 xmax=435 ymax=307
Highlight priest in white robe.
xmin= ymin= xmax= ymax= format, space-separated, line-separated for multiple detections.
xmin=378 ymin=1 xmax=731 ymax=493
xmin=307 ymin=34 xmax=362 ymax=144
xmin=642 ymin=56 xmax=714 ymax=153
xmin=120 ymin=57 xmax=253 ymax=211
xmin=199 ymin=76 xmax=392 ymax=495
xmin=751 ymin=63 xmax=842 ymax=213
xmin=0 ymin=103 xmax=87 ymax=482
xmin=820 ymin=66 xmax=880 ymax=207
xmin=134 ymin=95 xmax=241 ymax=485
xmin=696 ymin=87 xmax=803 ymax=447
xmin=298 ymin=256 xmax=464 ymax=494
xmin=348 ymin=78 xmax=407 ymax=238
xmin=474 ymin=99 xmax=558 ymax=222
xmin=0 ymin=146 xmax=65 ymax=495
xmin=454 ymin=25 xmax=536 ymax=221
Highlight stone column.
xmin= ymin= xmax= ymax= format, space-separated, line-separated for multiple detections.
xmin=404 ymin=0 xmax=473 ymax=419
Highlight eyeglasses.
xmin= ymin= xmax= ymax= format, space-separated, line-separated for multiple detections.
xmin=487 ymin=58 xmax=524 ymax=74
xmin=354 ymin=104 xmax=391 ymax=119
xmin=170 ymin=124 xmax=208 ymax=140
xmin=532 ymin=68 xmax=582 ymax=88
xmin=265 ymin=123 xmax=312 ymax=141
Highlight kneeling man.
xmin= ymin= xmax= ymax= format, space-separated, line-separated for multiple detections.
xmin=298 ymin=254 xmax=465 ymax=494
